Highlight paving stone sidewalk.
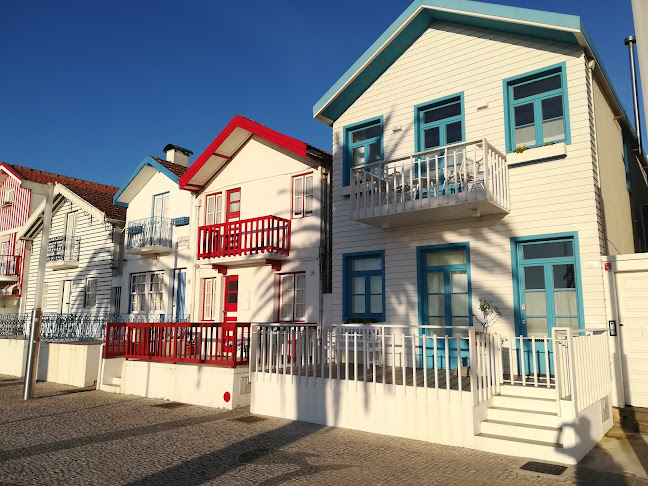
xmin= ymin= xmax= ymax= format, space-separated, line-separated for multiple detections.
xmin=0 ymin=375 xmax=645 ymax=486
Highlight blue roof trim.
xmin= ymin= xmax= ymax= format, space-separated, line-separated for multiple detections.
xmin=313 ymin=0 xmax=584 ymax=124
xmin=113 ymin=156 xmax=180 ymax=207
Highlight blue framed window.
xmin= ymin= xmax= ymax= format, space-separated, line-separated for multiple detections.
xmin=504 ymin=63 xmax=570 ymax=152
xmin=343 ymin=117 xmax=383 ymax=186
xmin=415 ymin=93 xmax=464 ymax=152
xmin=343 ymin=251 xmax=385 ymax=321
xmin=416 ymin=243 xmax=471 ymax=336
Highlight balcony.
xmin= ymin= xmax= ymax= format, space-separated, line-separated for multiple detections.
xmin=0 ymin=255 xmax=21 ymax=282
xmin=126 ymin=217 xmax=173 ymax=256
xmin=197 ymin=216 xmax=290 ymax=266
xmin=47 ymin=236 xmax=80 ymax=270
xmin=350 ymin=139 xmax=509 ymax=227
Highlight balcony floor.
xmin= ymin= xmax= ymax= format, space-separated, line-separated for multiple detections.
xmin=126 ymin=245 xmax=173 ymax=256
xmin=353 ymin=189 xmax=508 ymax=228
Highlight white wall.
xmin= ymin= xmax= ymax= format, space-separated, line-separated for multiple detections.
xmin=121 ymin=171 xmax=194 ymax=316
xmin=24 ymin=198 xmax=119 ymax=314
xmin=326 ymin=22 xmax=612 ymax=333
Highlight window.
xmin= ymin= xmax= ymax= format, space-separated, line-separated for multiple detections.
xmin=417 ymin=244 xmax=471 ymax=336
xmin=343 ymin=117 xmax=383 ymax=186
xmin=343 ymin=252 xmax=385 ymax=321
xmin=504 ymin=64 xmax=570 ymax=152
xmin=205 ymin=193 xmax=223 ymax=225
xmin=203 ymin=278 xmax=215 ymax=320
xmin=153 ymin=193 xmax=170 ymax=219
xmin=226 ymin=188 xmax=241 ymax=221
xmin=84 ymin=278 xmax=97 ymax=308
xmin=4 ymin=188 xmax=14 ymax=205
xmin=415 ymin=94 xmax=464 ymax=151
xmin=279 ymin=273 xmax=306 ymax=321
xmin=149 ymin=272 xmax=164 ymax=311
xmin=292 ymin=173 xmax=314 ymax=218
xmin=130 ymin=273 xmax=147 ymax=312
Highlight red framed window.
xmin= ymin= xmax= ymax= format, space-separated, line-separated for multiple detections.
xmin=205 ymin=192 xmax=223 ymax=225
xmin=226 ymin=188 xmax=241 ymax=222
xmin=292 ymin=173 xmax=314 ymax=218
xmin=278 ymin=272 xmax=306 ymax=322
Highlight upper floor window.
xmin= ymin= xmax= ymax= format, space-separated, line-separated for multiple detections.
xmin=226 ymin=188 xmax=241 ymax=221
xmin=130 ymin=273 xmax=146 ymax=312
xmin=343 ymin=251 xmax=385 ymax=321
xmin=504 ymin=64 xmax=570 ymax=152
xmin=343 ymin=117 xmax=383 ymax=186
xmin=205 ymin=193 xmax=223 ymax=225
xmin=3 ymin=188 xmax=14 ymax=206
xmin=415 ymin=94 xmax=464 ymax=151
xmin=153 ymin=192 xmax=170 ymax=219
xmin=292 ymin=173 xmax=314 ymax=218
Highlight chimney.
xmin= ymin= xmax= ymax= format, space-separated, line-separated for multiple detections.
xmin=163 ymin=144 xmax=193 ymax=167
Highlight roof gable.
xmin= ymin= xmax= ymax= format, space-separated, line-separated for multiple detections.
xmin=113 ymin=156 xmax=185 ymax=207
xmin=179 ymin=115 xmax=330 ymax=192
xmin=313 ymin=0 xmax=628 ymax=129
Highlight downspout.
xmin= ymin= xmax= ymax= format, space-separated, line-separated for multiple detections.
xmin=625 ymin=36 xmax=643 ymax=155
xmin=188 ymin=194 xmax=201 ymax=321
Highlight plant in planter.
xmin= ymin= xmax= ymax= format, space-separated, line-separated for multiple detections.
xmin=343 ymin=318 xmax=378 ymax=324
xmin=473 ymin=298 xmax=501 ymax=334
xmin=514 ymin=145 xmax=528 ymax=153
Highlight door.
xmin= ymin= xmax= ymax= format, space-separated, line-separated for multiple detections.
xmin=65 ymin=212 xmax=77 ymax=260
xmin=419 ymin=246 xmax=471 ymax=369
xmin=172 ymin=269 xmax=187 ymax=321
xmin=60 ymin=280 xmax=72 ymax=313
xmin=223 ymin=275 xmax=239 ymax=322
xmin=225 ymin=189 xmax=241 ymax=252
xmin=616 ymin=271 xmax=648 ymax=407
xmin=152 ymin=193 xmax=169 ymax=243
xmin=515 ymin=237 xmax=582 ymax=375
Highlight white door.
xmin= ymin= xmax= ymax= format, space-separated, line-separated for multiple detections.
xmin=60 ymin=280 xmax=72 ymax=313
xmin=616 ymin=271 xmax=648 ymax=407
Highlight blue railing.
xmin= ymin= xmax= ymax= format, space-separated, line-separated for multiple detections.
xmin=126 ymin=217 xmax=173 ymax=250
xmin=0 ymin=313 xmax=190 ymax=342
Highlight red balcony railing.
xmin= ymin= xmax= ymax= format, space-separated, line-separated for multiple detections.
xmin=104 ymin=322 xmax=250 ymax=368
xmin=0 ymin=255 xmax=21 ymax=277
xmin=197 ymin=215 xmax=290 ymax=260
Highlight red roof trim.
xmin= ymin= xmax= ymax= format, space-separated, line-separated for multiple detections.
xmin=179 ymin=115 xmax=308 ymax=191
xmin=0 ymin=163 xmax=22 ymax=182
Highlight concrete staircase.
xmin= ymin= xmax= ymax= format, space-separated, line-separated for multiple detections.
xmin=475 ymin=385 xmax=569 ymax=463
xmin=100 ymin=376 xmax=122 ymax=394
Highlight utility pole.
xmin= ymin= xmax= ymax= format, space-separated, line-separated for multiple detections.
xmin=631 ymin=0 xmax=648 ymax=151
xmin=23 ymin=183 xmax=54 ymax=400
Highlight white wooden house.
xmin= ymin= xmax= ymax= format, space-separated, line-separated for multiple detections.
xmin=18 ymin=176 xmax=125 ymax=316
xmin=179 ymin=115 xmax=331 ymax=327
xmin=112 ymin=146 xmax=194 ymax=321
xmin=249 ymin=0 xmax=648 ymax=465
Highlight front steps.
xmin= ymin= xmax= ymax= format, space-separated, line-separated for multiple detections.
xmin=475 ymin=384 xmax=572 ymax=463
xmin=100 ymin=376 xmax=122 ymax=394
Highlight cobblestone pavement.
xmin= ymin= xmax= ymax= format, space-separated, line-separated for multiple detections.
xmin=0 ymin=375 xmax=646 ymax=486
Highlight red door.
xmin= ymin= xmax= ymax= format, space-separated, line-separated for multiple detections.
xmin=225 ymin=189 xmax=241 ymax=253
xmin=223 ymin=275 xmax=238 ymax=322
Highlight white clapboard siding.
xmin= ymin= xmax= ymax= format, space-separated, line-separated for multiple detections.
xmin=326 ymin=21 xmax=612 ymax=333
xmin=24 ymin=198 xmax=118 ymax=314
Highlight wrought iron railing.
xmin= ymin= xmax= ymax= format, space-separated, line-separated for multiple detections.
xmin=126 ymin=217 xmax=173 ymax=250
xmin=47 ymin=236 xmax=81 ymax=262
xmin=0 ymin=313 xmax=190 ymax=342
xmin=0 ymin=255 xmax=21 ymax=277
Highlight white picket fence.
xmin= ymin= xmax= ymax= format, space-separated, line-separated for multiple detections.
xmin=250 ymin=324 xmax=612 ymax=417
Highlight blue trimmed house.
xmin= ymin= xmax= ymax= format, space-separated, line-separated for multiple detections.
xmin=113 ymin=146 xmax=194 ymax=321
xmin=293 ymin=0 xmax=647 ymax=463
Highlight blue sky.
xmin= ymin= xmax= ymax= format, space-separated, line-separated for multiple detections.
xmin=0 ymin=0 xmax=642 ymax=187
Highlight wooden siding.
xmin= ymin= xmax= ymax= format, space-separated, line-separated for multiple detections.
xmin=328 ymin=22 xmax=610 ymax=331
xmin=0 ymin=177 xmax=31 ymax=299
xmin=24 ymin=198 xmax=116 ymax=313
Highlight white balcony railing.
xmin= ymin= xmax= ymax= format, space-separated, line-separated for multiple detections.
xmin=350 ymin=139 xmax=509 ymax=224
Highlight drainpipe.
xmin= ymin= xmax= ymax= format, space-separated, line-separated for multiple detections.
xmin=188 ymin=195 xmax=201 ymax=321
xmin=625 ymin=36 xmax=643 ymax=155
xmin=23 ymin=183 xmax=54 ymax=400
xmin=631 ymin=0 xmax=648 ymax=153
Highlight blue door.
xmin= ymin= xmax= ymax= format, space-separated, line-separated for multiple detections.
xmin=514 ymin=236 xmax=582 ymax=375
xmin=172 ymin=269 xmax=186 ymax=321
xmin=417 ymin=244 xmax=471 ymax=369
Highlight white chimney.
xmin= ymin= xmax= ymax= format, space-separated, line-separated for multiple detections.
xmin=163 ymin=144 xmax=193 ymax=167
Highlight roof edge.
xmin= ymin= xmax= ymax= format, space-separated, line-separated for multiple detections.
xmin=113 ymin=156 xmax=181 ymax=207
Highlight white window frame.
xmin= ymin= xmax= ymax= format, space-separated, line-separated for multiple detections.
xmin=279 ymin=273 xmax=306 ymax=322
xmin=203 ymin=278 xmax=216 ymax=321
xmin=148 ymin=272 xmax=164 ymax=312
xmin=292 ymin=173 xmax=314 ymax=218
xmin=4 ymin=188 xmax=14 ymax=205
xmin=205 ymin=193 xmax=223 ymax=226
xmin=130 ymin=273 xmax=147 ymax=313
xmin=84 ymin=278 xmax=97 ymax=308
